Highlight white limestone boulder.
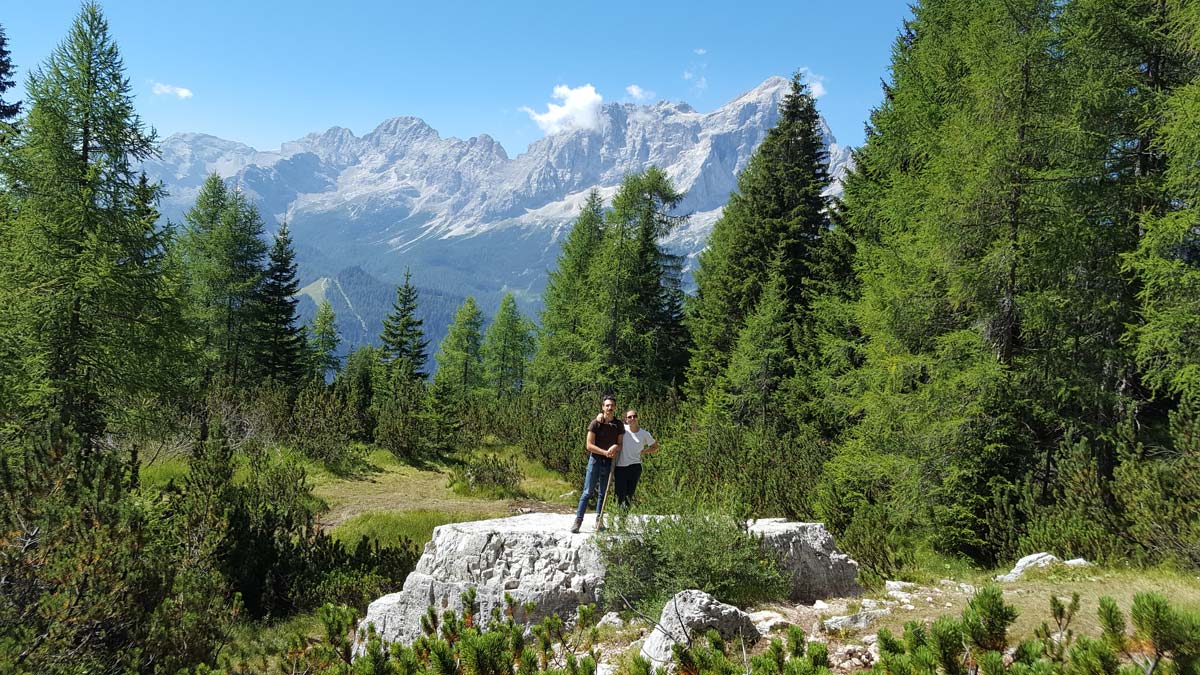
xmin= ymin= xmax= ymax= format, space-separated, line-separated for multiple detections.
xmin=995 ymin=553 xmax=1092 ymax=583
xmin=359 ymin=513 xmax=861 ymax=649
xmin=640 ymin=590 xmax=760 ymax=667
xmin=748 ymin=519 xmax=863 ymax=601
xmin=359 ymin=514 xmax=604 ymax=646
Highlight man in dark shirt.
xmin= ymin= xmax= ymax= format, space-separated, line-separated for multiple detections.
xmin=571 ymin=395 xmax=623 ymax=533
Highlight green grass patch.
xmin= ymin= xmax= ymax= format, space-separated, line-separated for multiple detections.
xmin=518 ymin=456 xmax=574 ymax=503
xmin=330 ymin=509 xmax=498 ymax=549
xmin=139 ymin=456 xmax=189 ymax=490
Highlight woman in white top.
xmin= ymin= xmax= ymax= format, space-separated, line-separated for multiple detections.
xmin=613 ymin=409 xmax=658 ymax=507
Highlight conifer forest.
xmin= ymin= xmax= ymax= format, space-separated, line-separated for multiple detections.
xmin=1 ymin=1 xmax=1199 ymax=673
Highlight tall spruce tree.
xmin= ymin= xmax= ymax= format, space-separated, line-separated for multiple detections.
xmin=686 ymin=73 xmax=831 ymax=401
xmin=433 ymin=297 xmax=485 ymax=398
xmin=482 ymin=293 xmax=536 ymax=397
xmin=530 ymin=190 xmax=605 ymax=398
xmin=0 ymin=3 xmax=181 ymax=442
xmin=0 ymin=23 xmax=19 ymax=123
xmin=380 ymin=268 xmax=429 ymax=381
xmin=250 ymin=222 xmax=305 ymax=387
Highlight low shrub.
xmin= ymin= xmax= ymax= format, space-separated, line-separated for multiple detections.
xmin=449 ymin=453 xmax=524 ymax=497
xmin=596 ymin=511 xmax=788 ymax=614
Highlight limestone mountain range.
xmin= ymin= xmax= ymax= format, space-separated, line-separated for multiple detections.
xmin=142 ymin=76 xmax=853 ymax=350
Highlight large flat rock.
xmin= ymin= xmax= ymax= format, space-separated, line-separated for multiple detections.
xmin=360 ymin=514 xmax=603 ymax=645
xmin=359 ymin=513 xmax=860 ymax=647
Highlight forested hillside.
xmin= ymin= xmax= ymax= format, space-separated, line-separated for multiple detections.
xmin=0 ymin=1 xmax=1198 ymax=672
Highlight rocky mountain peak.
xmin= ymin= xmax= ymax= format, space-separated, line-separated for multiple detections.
xmin=143 ymin=76 xmax=855 ymax=332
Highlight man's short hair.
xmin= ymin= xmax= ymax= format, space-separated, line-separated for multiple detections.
xmin=602 ymin=394 xmax=616 ymax=404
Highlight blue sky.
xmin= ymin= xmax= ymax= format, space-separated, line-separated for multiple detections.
xmin=6 ymin=1 xmax=913 ymax=156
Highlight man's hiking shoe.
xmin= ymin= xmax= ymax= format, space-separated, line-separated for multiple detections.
xmin=570 ymin=518 xmax=582 ymax=534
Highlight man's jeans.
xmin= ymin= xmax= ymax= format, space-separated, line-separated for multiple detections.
xmin=574 ymin=455 xmax=612 ymax=520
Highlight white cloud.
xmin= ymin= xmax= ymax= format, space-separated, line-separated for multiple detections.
xmin=683 ymin=70 xmax=694 ymax=81
xmin=695 ymin=76 xmax=708 ymax=91
xmin=151 ymin=81 xmax=193 ymax=99
xmin=520 ymin=84 xmax=604 ymax=135
xmin=694 ymin=48 xmax=707 ymax=55
xmin=626 ymin=84 xmax=655 ymax=101
xmin=798 ymin=67 xmax=827 ymax=98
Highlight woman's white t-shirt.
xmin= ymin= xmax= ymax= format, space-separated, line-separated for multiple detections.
xmin=617 ymin=426 xmax=655 ymax=467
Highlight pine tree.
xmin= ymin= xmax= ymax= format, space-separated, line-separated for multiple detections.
xmin=0 ymin=3 xmax=182 ymax=442
xmin=530 ymin=190 xmax=605 ymax=398
xmin=686 ymin=72 xmax=831 ymax=401
xmin=308 ymin=299 xmax=341 ymax=380
xmin=433 ymin=297 xmax=485 ymax=398
xmin=0 ymin=23 xmax=20 ymax=123
xmin=482 ymin=293 xmax=535 ymax=397
xmin=380 ymin=268 xmax=429 ymax=382
xmin=250 ymin=222 xmax=305 ymax=387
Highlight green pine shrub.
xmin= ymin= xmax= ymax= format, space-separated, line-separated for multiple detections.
xmin=449 ymin=453 xmax=524 ymax=497
xmin=596 ymin=512 xmax=788 ymax=614
xmin=291 ymin=379 xmax=367 ymax=472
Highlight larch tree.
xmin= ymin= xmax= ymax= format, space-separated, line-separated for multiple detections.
xmin=178 ymin=175 xmax=267 ymax=389
xmin=433 ymin=296 xmax=485 ymax=399
xmin=482 ymin=293 xmax=535 ymax=397
xmin=529 ymin=190 xmax=605 ymax=399
xmin=308 ymin=299 xmax=341 ymax=380
xmin=587 ymin=167 xmax=688 ymax=398
xmin=0 ymin=3 xmax=182 ymax=443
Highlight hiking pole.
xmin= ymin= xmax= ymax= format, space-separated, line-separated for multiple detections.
xmin=596 ymin=445 xmax=619 ymax=530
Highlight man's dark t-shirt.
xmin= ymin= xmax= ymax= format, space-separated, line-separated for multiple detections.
xmin=588 ymin=417 xmax=623 ymax=457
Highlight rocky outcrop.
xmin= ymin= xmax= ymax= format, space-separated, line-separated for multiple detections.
xmin=359 ymin=513 xmax=860 ymax=648
xmin=641 ymin=590 xmax=759 ymax=667
xmin=748 ymin=519 xmax=863 ymax=602
xmin=359 ymin=514 xmax=605 ymax=646
xmin=995 ymin=553 xmax=1092 ymax=583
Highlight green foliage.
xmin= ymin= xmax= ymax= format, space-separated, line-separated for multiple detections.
xmin=178 ymin=175 xmax=269 ymax=390
xmin=686 ymin=71 xmax=832 ymax=402
xmin=382 ymin=267 xmax=430 ymax=382
xmin=530 ymin=169 xmax=689 ymax=402
xmin=372 ymin=358 xmax=434 ymax=461
xmin=449 ymin=453 xmax=525 ymax=497
xmin=530 ymin=190 xmax=605 ymax=400
xmin=0 ymin=424 xmax=235 ymax=672
xmin=435 ymin=297 xmax=486 ymax=395
xmin=310 ymin=299 xmax=343 ymax=379
xmin=292 ymin=378 xmax=366 ymax=471
xmin=0 ymin=2 xmax=184 ymax=443
xmin=963 ymin=586 xmax=1019 ymax=653
xmin=482 ymin=293 xmax=536 ymax=397
xmin=596 ymin=512 xmax=788 ymax=613
xmin=251 ymin=221 xmax=307 ymax=388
